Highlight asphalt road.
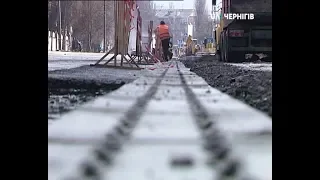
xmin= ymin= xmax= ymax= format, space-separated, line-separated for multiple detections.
xmin=48 ymin=52 xmax=135 ymax=71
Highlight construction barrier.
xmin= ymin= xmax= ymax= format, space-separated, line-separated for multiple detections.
xmin=92 ymin=0 xmax=167 ymax=70
xmin=140 ymin=20 xmax=166 ymax=70
xmin=144 ymin=20 xmax=156 ymax=64
xmin=125 ymin=4 xmax=154 ymax=65
xmin=93 ymin=0 xmax=140 ymax=69
xmin=154 ymin=27 xmax=164 ymax=62
xmin=148 ymin=21 xmax=153 ymax=56
xmin=135 ymin=6 xmax=142 ymax=64
xmin=127 ymin=5 xmax=152 ymax=65
xmin=135 ymin=20 xmax=157 ymax=65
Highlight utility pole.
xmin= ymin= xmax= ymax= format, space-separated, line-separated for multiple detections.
xmin=58 ymin=0 xmax=62 ymax=51
xmin=103 ymin=0 xmax=106 ymax=52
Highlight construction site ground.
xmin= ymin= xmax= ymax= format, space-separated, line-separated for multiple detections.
xmin=183 ymin=55 xmax=272 ymax=117
xmin=48 ymin=59 xmax=271 ymax=180
xmin=49 ymin=52 xmax=153 ymax=121
xmin=48 ymin=53 xmax=272 ymax=121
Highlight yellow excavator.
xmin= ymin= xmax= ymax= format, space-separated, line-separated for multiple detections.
xmin=204 ymin=37 xmax=216 ymax=54
xmin=191 ymin=39 xmax=198 ymax=55
xmin=186 ymin=35 xmax=192 ymax=56
xmin=186 ymin=35 xmax=198 ymax=56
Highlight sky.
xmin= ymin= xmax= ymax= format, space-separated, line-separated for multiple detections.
xmin=153 ymin=0 xmax=222 ymax=14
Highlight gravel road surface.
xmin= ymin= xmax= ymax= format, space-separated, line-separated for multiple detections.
xmin=182 ymin=56 xmax=272 ymax=117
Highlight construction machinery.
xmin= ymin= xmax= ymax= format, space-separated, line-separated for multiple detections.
xmin=191 ymin=39 xmax=198 ymax=55
xmin=185 ymin=35 xmax=193 ymax=56
xmin=215 ymin=0 xmax=272 ymax=62
xmin=203 ymin=37 xmax=216 ymax=55
xmin=186 ymin=36 xmax=198 ymax=56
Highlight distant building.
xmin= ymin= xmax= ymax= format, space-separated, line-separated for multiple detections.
xmin=155 ymin=9 xmax=196 ymax=44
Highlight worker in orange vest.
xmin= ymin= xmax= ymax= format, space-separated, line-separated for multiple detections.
xmin=155 ymin=21 xmax=173 ymax=61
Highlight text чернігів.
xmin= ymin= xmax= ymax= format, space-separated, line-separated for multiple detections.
xmin=224 ymin=13 xmax=255 ymax=20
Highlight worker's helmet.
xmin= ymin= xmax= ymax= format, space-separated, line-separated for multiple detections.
xmin=160 ymin=21 xmax=165 ymax=25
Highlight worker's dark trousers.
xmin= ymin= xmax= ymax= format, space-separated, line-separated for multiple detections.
xmin=161 ymin=38 xmax=173 ymax=61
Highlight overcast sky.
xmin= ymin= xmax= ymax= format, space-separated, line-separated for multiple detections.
xmin=153 ymin=0 xmax=222 ymax=14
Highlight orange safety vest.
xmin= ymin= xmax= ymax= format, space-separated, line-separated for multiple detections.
xmin=157 ymin=24 xmax=170 ymax=40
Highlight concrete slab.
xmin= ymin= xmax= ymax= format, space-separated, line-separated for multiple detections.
xmin=105 ymin=144 xmax=214 ymax=180
xmin=48 ymin=144 xmax=93 ymax=180
xmin=48 ymin=110 xmax=120 ymax=140
xmin=136 ymin=116 xmax=196 ymax=140
xmin=48 ymin=60 xmax=272 ymax=180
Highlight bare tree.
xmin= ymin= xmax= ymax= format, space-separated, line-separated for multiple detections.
xmin=136 ymin=1 xmax=157 ymax=35
xmin=48 ymin=1 xmax=59 ymax=31
xmin=194 ymin=0 xmax=213 ymax=40
xmin=48 ymin=0 xmax=114 ymax=52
